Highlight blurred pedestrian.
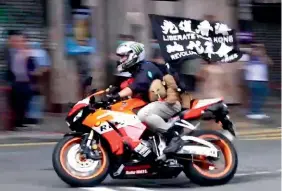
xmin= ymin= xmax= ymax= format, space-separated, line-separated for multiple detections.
xmin=26 ymin=41 xmax=51 ymax=124
xmin=238 ymin=46 xmax=252 ymax=109
xmin=245 ymin=43 xmax=273 ymax=119
xmin=196 ymin=61 xmax=227 ymax=99
xmin=4 ymin=30 xmax=38 ymax=128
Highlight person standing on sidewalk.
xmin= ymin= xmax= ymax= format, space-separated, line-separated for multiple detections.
xmin=4 ymin=30 xmax=37 ymax=128
xmin=244 ymin=43 xmax=273 ymax=119
xmin=26 ymin=41 xmax=51 ymax=125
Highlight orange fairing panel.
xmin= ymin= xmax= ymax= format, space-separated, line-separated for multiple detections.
xmin=82 ymin=109 xmax=112 ymax=127
xmin=82 ymin=109 xmax=146 ymax=155
xmin=82 ymin=110 xmax=126 ymax=154
xmin=111 ymin=98 xmax=146 ymax=112
xmin=80 ymin=98 xmax=147 ymax=155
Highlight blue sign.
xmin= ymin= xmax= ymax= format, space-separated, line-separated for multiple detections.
xmin=65 ymin=7 xmax=96 ymax=55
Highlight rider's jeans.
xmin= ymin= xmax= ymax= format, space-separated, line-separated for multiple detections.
xmin=137 ymin=101 xmax=181 ymax=132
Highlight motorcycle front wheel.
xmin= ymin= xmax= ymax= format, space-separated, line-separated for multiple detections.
xmin=182 ymin=130 xmax=238 ymax=186
xmin=52 ymin=136 xmax=110 ymax=187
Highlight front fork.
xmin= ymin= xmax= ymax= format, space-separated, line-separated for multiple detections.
xmin=80 ymin=130 xmax=101 ymax=160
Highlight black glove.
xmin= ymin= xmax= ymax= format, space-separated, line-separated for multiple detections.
xmin=106 ymin=85 xmax=119 ymax=94
xmin=105 ymin=93 xmax=121 ymax=103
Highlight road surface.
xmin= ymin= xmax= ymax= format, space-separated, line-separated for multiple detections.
xmin=0 ymin=136 xmax=280 ymax=191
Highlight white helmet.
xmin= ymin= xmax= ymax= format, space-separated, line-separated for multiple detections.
xmin=116 ymin=41 xmax=145 ymax=72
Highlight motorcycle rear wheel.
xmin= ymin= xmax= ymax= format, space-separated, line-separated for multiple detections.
xmin=52 ymin=136 xmax=110 ymax=187
xmin=182 ymin=130 xmax=238 ymax=186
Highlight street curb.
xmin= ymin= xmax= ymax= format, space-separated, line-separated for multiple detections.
xmin=0 ymin=132 xmax=64 ymax=142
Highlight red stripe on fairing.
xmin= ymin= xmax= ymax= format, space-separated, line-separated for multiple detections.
xmin=124 ymin=165 xmax=151 ymax=171
xmin=68 ymin=103 xmax=88 ymax=116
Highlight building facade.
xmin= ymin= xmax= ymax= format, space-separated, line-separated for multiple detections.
xmin=47 ymin=0 xmax=238 ymax=109
xmin=1 ymin=0 xmax=279 ymax=110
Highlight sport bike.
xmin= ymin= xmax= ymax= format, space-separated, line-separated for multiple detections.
xmin=52 ymin=81 xmax=238 ymax=187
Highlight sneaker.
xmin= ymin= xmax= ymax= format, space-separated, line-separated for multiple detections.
xmin=163 ymin=136 xmax=184 ymax=154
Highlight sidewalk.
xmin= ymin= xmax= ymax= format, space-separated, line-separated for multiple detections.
xmin=0 ymin=104 xmax=280 ymax=143
xmin=0 ymin=114 xmax=67 ymax=143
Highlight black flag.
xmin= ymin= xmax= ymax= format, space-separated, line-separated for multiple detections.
xmin=149 ymin=14 xmax=242 ymax=64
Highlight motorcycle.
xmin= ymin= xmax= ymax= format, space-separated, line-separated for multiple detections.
xmin=52 ymin=78 xmax=238 ymax=187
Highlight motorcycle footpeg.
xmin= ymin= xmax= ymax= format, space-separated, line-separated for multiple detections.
xmin=164 ymin=159 xmax=182 ymax=168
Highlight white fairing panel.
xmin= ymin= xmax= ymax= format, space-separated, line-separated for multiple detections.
xmin=75 ymin=97 xmax=90 ymax=106
xmin=178 ymin=136 xmax=219 ymax=158
xmin=93 ymin=111 xmax=146 ymax=139
xmin=97 ymin=111 xmax=143 ymax=127
xmin=193 ymin=98 xmax=223 ymax=109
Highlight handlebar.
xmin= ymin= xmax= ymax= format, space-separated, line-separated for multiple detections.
xmin=90 ymin=95 xmax=131 ymax=110
xmin=90 ymin=90 xmax=106 ymax=97
xmin=88 ymin=86 xmax=128 ymax=110
xmin=88 ymin=88 xmax=119 ymax=110
xmin=88 ymin=86 xmax=117 ymax=97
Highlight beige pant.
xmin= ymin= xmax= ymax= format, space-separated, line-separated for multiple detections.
xmin=137 ymin=101 xmax=181 ymax=132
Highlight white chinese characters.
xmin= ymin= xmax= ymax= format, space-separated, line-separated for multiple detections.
xmin=178 ymin=20 xmax=193 ymax=33
xmin=166 ymin=42 xmax=184 ymax=53
xmin=159 ymin=17 xmax=238 ymax=62
xmin=161 ymin=20 xmax=179 ymax=34
xmin=215 ymin=23 xmax=232 ymax=36
xmin=195 ymin=20 xmax=213 ymax=37
xmin=187 ymin=41 xmax=204 ymax=54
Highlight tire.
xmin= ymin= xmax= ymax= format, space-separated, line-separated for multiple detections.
xmin=182 ymin=130 xmax=238 ymax=186
xmin=52 ymin=136 xmax=110 ymax=187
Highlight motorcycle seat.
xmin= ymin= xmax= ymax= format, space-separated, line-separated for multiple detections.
xmin=165 ymin=99 xmax=198 ymax=122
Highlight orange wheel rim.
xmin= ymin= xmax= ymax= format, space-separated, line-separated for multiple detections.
xmin=192 ymin=134 xmax=233 ymax=178
xmin=59 ymin=137 xmax=107 ymax=180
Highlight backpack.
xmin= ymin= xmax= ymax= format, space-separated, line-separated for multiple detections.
xmin=146 ymin=62 xmax=181 ymax=104
xmin=151 ymin=62 xmax=192 ymax=108
xmin=151 ymin=62 xmax=186 ymax=92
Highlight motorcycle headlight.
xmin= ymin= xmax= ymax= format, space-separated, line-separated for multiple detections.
xmin=73 ymin=110 xmax=83 ymax=123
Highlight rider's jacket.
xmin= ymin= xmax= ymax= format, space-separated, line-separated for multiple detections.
xmin=120 ymin=78 xmax=134 ymax=89
xmin=120 ymin=61 xmax=181 ymax=104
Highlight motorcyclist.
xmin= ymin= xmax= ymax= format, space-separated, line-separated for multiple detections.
xmin=106 ymin=41 xmax=184 ymax=158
